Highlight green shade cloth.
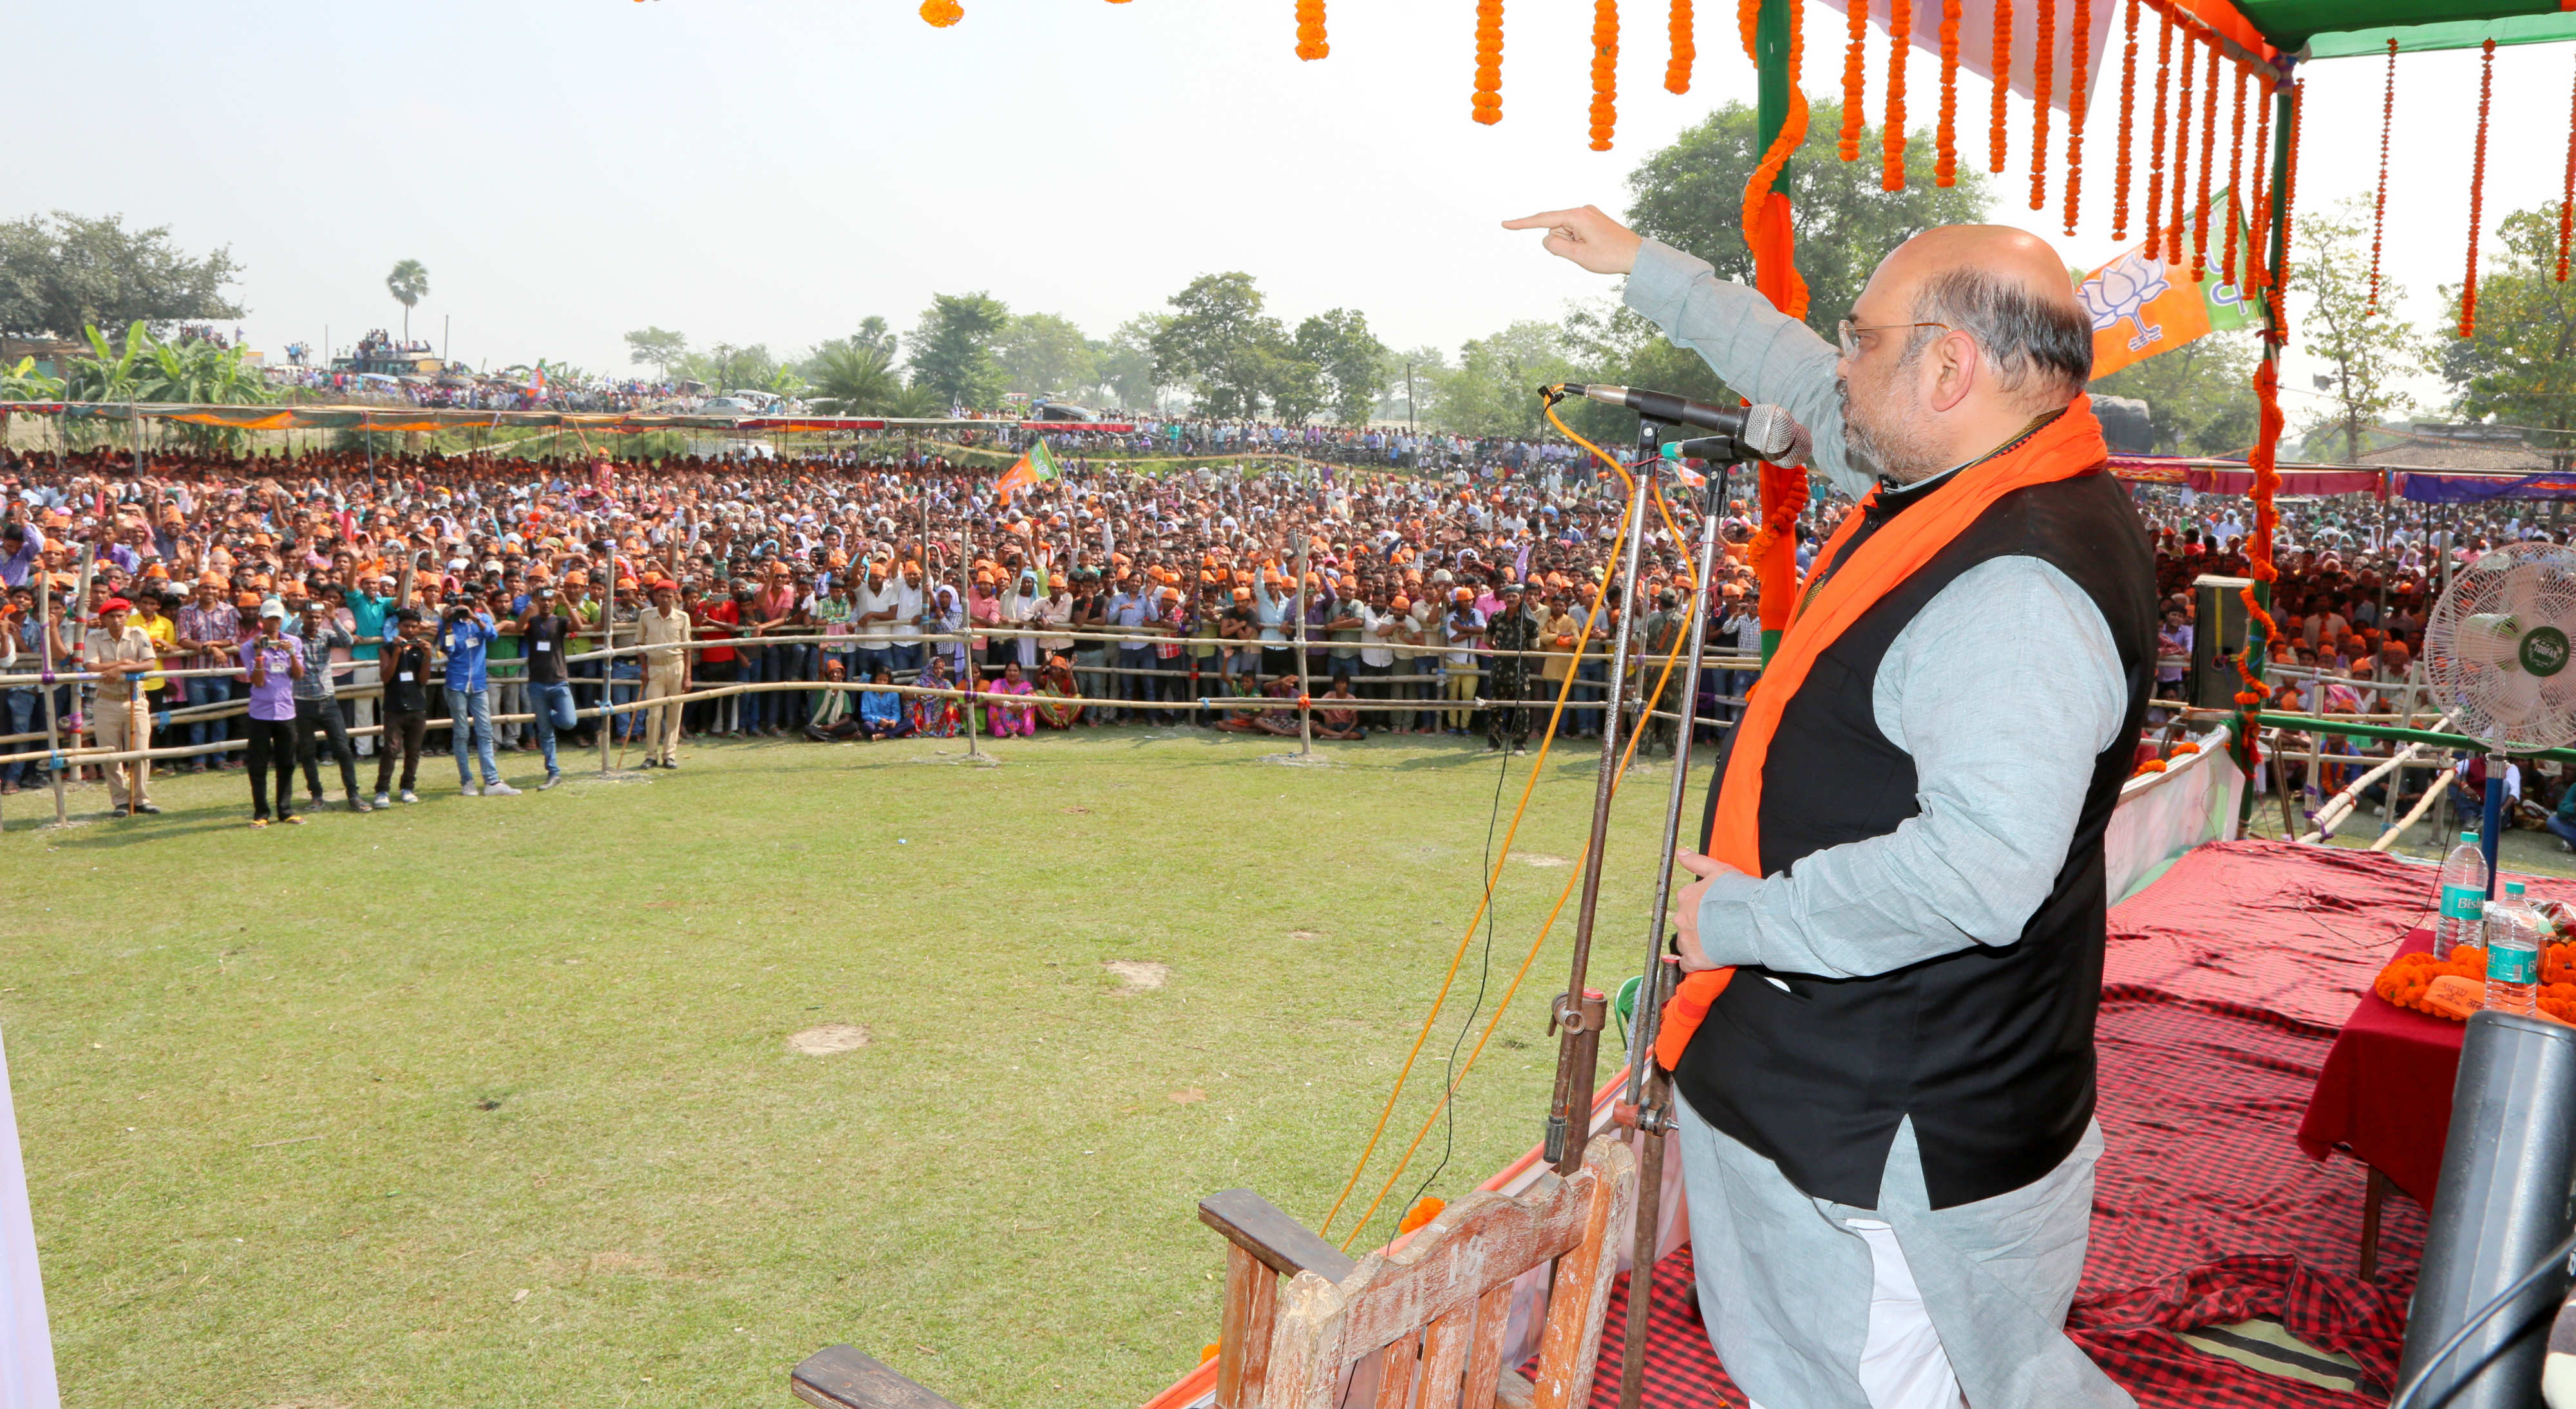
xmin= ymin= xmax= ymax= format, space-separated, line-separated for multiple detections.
xmin=2228 ymin=0 xmax=2576 ymax=55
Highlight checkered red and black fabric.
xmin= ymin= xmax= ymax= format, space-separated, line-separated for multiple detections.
xmin=1584 ymin=990 xmax=2421 ymax=1408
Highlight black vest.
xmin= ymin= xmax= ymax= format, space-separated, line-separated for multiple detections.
xmin=1677 ymin=467 xmax=2155 ymax=1210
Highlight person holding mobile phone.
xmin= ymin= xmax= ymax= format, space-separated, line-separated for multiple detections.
xmin=240 ymin=599 xmax=304 ymax=827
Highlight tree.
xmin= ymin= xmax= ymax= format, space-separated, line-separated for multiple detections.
xmin=1100 ymin=314 xmax=1170 ymax=411
xmin=994 ymin=312 xmax=1099 ymax=399
xmin=1377 ymin=345 xmax=1451 ymax=424
xmin=1622 ymin=101 xmax=1991 ymax=336
xmin=676 ymin=343 xmax=781 ymax=393
xmin=1555 ymin=300 xmax=1739 ymax=444
xmin=1153 ymin=272 xmax=1291 ymax=419
xmin=2290 ymin=196 xmax=2430 ymax=462
xmin=385 ymin=260 xmax=430 ymax=343
xmin=2090 ymin=330 xmax=2259 ymax=455
xmin=1427 ymin=321 xmax=1580 ymax=439
xmin=624 ymin=326 xmax=690 ymax=378
xmin=907 ymin=292 xmax=1010 ymax=410
xmin=2439 ymin=205 xmax=2576 ymax=451
xmin=806 ymin=344 xmax=904 ymax=413
xmin=0 ymin=211 xmax=245 ymax=359
xmin=1293 ymin=308 xmax=1390 ymax=426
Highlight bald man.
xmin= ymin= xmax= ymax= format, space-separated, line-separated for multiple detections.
xmin=1508 ymin=208 xmax=2151 ymax=1409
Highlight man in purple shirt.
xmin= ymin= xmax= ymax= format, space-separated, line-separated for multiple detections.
xmin=239 ymin=600 xmax=305 ymax=826
xmin=0 ymin=516 xmax=41 ymax=589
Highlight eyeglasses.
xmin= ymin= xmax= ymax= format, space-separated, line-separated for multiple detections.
xmin=1836 ymin=319 xmax=1954 ymax=360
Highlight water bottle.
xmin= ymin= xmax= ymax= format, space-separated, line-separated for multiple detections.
xmin=2485 ymin=882 xmax=2542 ymax=1016
xmin=2439 ymin=831 xmax=2491 ymax=958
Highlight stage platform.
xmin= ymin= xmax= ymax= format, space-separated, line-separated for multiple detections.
xmin=1582 ymin=839 xmax=2576 ymax=1409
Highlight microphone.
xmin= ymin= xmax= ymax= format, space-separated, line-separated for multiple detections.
xmin=1560 ymin=385 xmax=1811 ymax=465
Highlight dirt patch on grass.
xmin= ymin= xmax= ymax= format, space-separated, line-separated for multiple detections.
xmin=1102 ymin=961 xmax=1171 ymax=993
xmin=1287 ymin=929 xmax=1323 ymax=941
xmin=1518 ymin=854 xmax=1572 ymax=867
xmin=786 ymin=1023 xmax=871 ymax=1055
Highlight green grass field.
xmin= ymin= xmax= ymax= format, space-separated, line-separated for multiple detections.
xmin=3 ymin=726 xmax=1689 ymax=1408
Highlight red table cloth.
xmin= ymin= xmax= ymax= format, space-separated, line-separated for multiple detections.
xmin=2295 ymin=928 xmax=2467 ymax=1206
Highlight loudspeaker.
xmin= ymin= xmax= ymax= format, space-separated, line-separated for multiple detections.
xmin=2398 ymin=1011 xmax=2576 ymax=1408
xmin=2190 ymin=574 xmax=2257 ymax=711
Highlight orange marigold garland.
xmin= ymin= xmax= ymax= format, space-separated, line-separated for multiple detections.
xmin=2166 ymin=27 xmax=2195 ymax=269
xmin=2244 ymin=79 xmax=2273 ymax=291
xmin=2144 ymin=5 xmax=2174 ymax=261
xmin=2222 ymin=62 xmax=2247 ymax=289
xmin=2377 ymin=943 xmax=2576 ymax=1027
xmin=2029 ymin=0 xmax=2056 ymax=211
xmin=1667 ymin=0 xmax=1695 ymax=93
xmin=1473 ymin=0 xmax=1504 ymax=125
xmin=1739 ymin=0 xmax=1808 ymax=307
xmin=1842 ymin=0 xmax=1871 ymax=160
xmin=2368 ymin=37 xmax=2396 ymax=310
xmin=1884 ymin=0 xmax=1912 ymax=189
xmin=2462 ymin=38 xmax=2496 ymax=337
xmin=2278 ymin=79 xmax=2303 ymax=295
xmin=920 ymin=0 xmax=962 ymax=25
xmin=2112 ymin=0 xmax=2140 ymax=238
xmin=1989 ymin=0 xmax=2013 ymax=173
xmin=2062 ymin=0 xmax=2092 ymax=234
xmin=2189 ymin=39 xmax=2219 ymax=281
xmin=1296 ymin=0 xmax=1328 ymax=60
xmin=1590 ymin=0 xmax=1620 ymax=151
xmin=2559 ymin=57 xmax=2575 ymax=282
xmin=1936 ymin=0 xmax=1962 ymax=185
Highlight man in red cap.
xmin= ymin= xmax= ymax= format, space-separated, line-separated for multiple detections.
xmin=84 ymin=596 xmax=161 ymax=816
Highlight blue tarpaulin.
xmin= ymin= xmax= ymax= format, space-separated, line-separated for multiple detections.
xmin=2402 ymin=471 xmax=2576 ymax=504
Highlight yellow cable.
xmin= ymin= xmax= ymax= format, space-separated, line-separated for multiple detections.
xmin=1338 ymin=560 xmax=1696 ymax=1250
xmin=1318 ymin=437 xmax=1640 ymax=1236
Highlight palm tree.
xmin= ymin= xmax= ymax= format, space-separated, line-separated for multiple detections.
xmin=386 ymin=260 xmax=430 ymax=343
xmin=805 ymin=345 xmax=903 ymax=413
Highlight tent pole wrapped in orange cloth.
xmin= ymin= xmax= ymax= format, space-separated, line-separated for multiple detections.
xmin=1656 ymin=397 xmax=2119 ymax=1072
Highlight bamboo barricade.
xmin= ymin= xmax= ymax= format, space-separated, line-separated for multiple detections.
xmin=2297 ymin=711 xmax=2458 ymax=844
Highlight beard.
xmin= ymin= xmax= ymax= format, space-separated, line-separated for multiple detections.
xmin=1838 ymin=371 xmax=1948 ymax=485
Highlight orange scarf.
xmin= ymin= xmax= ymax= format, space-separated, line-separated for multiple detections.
xmin=1653 ymin=397 xmax=2114 ymax=1072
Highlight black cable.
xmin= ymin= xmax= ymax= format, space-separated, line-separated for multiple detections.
xmin=1394 ymin=737 xmax=1514 ymax=1237
xmin=2386 ymin=1227 xmax=2576 ymax=1409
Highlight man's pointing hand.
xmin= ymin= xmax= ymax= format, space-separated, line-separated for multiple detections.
xmin=1501 ymin=205 xmax=1643 ymax=276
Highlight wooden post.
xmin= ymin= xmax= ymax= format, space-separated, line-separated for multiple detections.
xmin=600 ymin=545 xmax=616 ymax=775
xmin=1294 ymin=539 xmax=1312 ymax=755
xmin=961 ymin=517 xmax=978 ymax=757
xmin=37 ymin=569 xmax=64 ymax=827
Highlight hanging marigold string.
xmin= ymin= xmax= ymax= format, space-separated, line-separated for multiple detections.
xmin=1667 ymin=0 xmax=1695 ymax=92
xmin=1842 ymin=0 xmax=1871 ymax=160
xmin=2144 ymin=5 xmax=2174 ymax=261
xmin=1472 ymin=0 xmax=1504 ymax=124
xmin=2222 ymin=62 xmax=2248 ymax=288
xmin=2062 ymin=0 xmax=2092 ymax=234
xmin=2190 ymin=39 xmax=2219 ymax=281
xmin=1937 ymin=0 xmax=1962 ymax=185
xmin=1590 ymin=0 xmax=1620 ymax=151
xmin=2277 ymin=79 xmax=2303 ymax=296
xmin=1989 ymin=0 xmax=2013 ymax=173
xmin=1295 ymin=0 xmax=1328 ymax=60
xmin=2559 ymin=58 xmax=2576 ymax=281
xmin=1884 ymin=0 xmax=1913 ymax=188
xmin=2165 ymin=27 xmax=2195 ymax=267
xmin=2244 ymin=77 xmax=2273 ymax=290
xmin=2462 ymin=38 xmax=2496 ymax=337
xmin=1739 ymin=0 xmax=1809 ymax=312
xmin=919 ymin=0 xmax=961 ymax=25
xmin=2367 ymin=37 xmax=2396 ymax=309
xmin=2029 ymin=0 xmax=2057 ymax=211
xmin=2112 ymin=0 xmax=2141 ymax=238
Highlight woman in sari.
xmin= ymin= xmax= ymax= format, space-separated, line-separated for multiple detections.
xmin=1036 ymin=653 xmax=1084 ymax=730
xmin=987 ymin=660 xmax=1037 ymax=738
xmin=912 ymin=653 xmax=963 ymax=738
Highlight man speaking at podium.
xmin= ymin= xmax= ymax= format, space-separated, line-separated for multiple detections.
xmin=1506 ymin=207 xmax=2154 ymax=1409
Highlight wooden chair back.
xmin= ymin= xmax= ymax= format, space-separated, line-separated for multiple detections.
xmin=1203 ymin=1139 xmax=1635 ymax=1409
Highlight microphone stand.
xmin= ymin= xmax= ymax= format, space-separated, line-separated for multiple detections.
xmin=1544 ymin=420 xmax=1656 ymax=1177
xmin=1615 ymin=454 xmax=1730 ymax=1409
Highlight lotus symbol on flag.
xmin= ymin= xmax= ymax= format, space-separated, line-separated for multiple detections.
xmin=2079 ymin=252 xmax=2173 ymax=354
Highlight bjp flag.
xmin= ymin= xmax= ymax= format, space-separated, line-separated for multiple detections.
xmin=2078 ymin=189 xmax=2267 ymax=382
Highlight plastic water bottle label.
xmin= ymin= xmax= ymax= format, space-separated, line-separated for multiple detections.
xmin=2490 ymin=945 xmax=2539 ymax=986
xmin=2441 ymin=884 xmax=2488 ymax=922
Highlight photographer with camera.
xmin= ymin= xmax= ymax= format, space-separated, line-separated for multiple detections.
xmin=440 ymin=591 xmax=518 ymax=797
xmin=374 ymin=608 xmax=432 ymax=806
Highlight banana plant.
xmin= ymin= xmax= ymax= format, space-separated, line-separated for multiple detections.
xmin=62 ymin=320 xmax=151 ymax=402
xmin=0 ymin=356 xmax=63 ymax=402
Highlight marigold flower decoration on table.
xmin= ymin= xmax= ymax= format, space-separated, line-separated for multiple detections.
xmin=2374 ymin=941 xmax=2576 ymax=1026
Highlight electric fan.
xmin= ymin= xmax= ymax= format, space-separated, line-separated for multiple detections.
xmin=2423 ymin=540 xmax=2576 ymax=755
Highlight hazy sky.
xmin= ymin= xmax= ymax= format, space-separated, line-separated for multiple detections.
xmin=17 ymin=1 xmax=2570 ymax=419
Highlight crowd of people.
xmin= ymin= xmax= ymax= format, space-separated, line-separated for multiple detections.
xmin=3 ymin=428 xmax=2570 ymax=833
xmin=0 ymin=434 xmax=1788 ymax=826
